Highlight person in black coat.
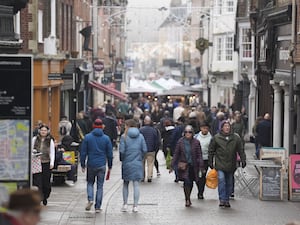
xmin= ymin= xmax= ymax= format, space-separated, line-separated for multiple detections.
xmin=255 ymin=113 xmax=272 ymax=157
xmin=103 ymin=111 xmax=118 ymax=149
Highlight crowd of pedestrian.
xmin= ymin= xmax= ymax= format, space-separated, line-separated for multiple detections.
xmin=27 ymin=96 xmax=274 ymax=214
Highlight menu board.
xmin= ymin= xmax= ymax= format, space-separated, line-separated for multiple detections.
xmin=0 ymin=55 xmax=32 ymax=200
xmin=260 ymin=167 xmax=283 ymax=200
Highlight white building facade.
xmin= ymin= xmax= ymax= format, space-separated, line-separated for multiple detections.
xmin=208 ymin=0 xmax=238 ymax=108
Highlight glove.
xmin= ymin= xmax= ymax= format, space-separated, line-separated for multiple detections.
xmin=242 ymin=161 xmax=246 ymax=168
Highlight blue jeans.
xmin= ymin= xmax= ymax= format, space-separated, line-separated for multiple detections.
xmin=123 ymin=181 xmax=139 ymax=207
xmin=87 ymin=166 xmax=106 ymax=209
xmin=217 ymin=170 xmax=233 ymax=202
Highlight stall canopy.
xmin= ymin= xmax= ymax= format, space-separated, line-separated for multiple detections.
xmin=88 ymin=81 xmax=127 ymax=101
xmin=157 ymin=88 xmax=194 ymax=96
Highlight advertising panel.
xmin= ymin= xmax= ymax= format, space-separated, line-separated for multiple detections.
xmin=0 ymin=55 xmax=32 ymax=206
xmin=289 ymin=154 xmax=300 ymax=201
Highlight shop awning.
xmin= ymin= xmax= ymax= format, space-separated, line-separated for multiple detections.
xmin=88 ymin=81 xmax=127 ymax=101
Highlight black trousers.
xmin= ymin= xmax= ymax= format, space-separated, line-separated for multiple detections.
xmin=197 ymin=160 xmax=209 ymax=195
xmin=33 ymin=162 xmax=52 ymax=200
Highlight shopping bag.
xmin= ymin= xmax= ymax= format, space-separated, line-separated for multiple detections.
xmin=206 ymin=169 xmax=218 ymax=189
xmin=32 ymin=156 xmax=42 ymax=174
xmin=166 ymin=148 xmax=172 ymax=170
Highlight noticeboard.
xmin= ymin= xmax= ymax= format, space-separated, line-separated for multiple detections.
xmin=0 ymin=55 xmax=32 ymax=206
xmin=289 ymin=154 xmax=300 ymax=201
xmin=260 ymin=167 xmax=283 ymax=200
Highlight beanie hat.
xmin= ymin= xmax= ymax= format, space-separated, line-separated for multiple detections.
xmin=93 ymin=119 xmax=103 ymax=129
xmin=220 ymin=120 xmax=231 ymax=129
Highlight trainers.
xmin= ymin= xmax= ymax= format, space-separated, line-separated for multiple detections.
xmin=157 ymin=172 xmax=161 ymax=177
xmin=224 ymin=202 xmax=231 ymax=208
xmin=197 ymin=194 xmax=204 ymax=200
xmin=85 ymin=201 xmax=93 ymax=211
xmin=132 ymin=206 xmax=138 ymax=213
xmin=95 ymin=208 xmax=101 ymax=213
xmin=230 ymin=193 xmax=235 ymax=199
xmin=121 ymin=204 xmax=128 ymax=212
xmin=147 ymin=179 xmax=152 ymax=183
xmin=219 ymin=201 xmax=225 ymax=208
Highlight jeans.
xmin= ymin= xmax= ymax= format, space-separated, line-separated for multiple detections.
xmin=87 ymin=166 xmax=106 ymax=209
xmin=217 ymin=170 xmax=233 ymax=202
xmin=123 ymin=181 xmax=139 ymax=207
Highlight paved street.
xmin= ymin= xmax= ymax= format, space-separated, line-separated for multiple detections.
xmin=40 ymin=143 xmax=300 ymax=225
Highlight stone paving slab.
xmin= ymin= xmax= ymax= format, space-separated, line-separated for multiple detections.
xmin=39 ymin=144 xmax=300 ymax=225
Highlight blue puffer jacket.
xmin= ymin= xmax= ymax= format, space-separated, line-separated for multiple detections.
xmin=80 ymin=128 xmax=113 ymax=169
xmin=119 ymin=128 xmax=147 ymax=181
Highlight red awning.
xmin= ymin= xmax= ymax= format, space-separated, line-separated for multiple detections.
xmin=88 ymin=81 xmax=127 ymax=101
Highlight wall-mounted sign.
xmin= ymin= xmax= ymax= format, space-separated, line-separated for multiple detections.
xmin=94 ymin=61 xmax=104 ymax=72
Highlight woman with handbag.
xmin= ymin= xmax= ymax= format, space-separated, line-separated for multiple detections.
xmin=32 ymin=124 xmax=55 ymax=206
xmin=119 ymin=119 xmax=147 ymax=213
xmin=170 ymin=125 xmax=205 ymax=207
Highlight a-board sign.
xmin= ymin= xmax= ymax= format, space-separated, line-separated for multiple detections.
xmin=260 ymin=147 xmax=286 ymax=170
xmin=0 ymin=55 xmax=32 ymax=206
xmin=260 ymin=167 xmax=283 ymax=200
xmin=289 ymin=154 xmax=300 ymax=201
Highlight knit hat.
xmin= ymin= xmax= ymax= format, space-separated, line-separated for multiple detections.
xmin=93 ymin=119 xmax=103 ymax=129
xmin=220 ymin=120 xmax=231 ymax=129
xmin=4 ymin=189 xmax=42 ymax=211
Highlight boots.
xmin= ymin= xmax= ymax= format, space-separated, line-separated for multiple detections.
xmin=184 ymin=186 xmax=192 ymax=207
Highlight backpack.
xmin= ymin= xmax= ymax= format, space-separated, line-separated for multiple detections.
xmin=60 ymin=125 xmax=67 ymax=136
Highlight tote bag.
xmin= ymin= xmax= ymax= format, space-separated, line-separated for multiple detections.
xmin=32 ymin=156 xmax=42 ymax=174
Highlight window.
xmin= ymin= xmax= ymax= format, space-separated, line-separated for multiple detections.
xmin=227 ymin=0 xmax=234 ymax=12
xmin=259 ymin=35 xmax=266 ymax=61
xmin=217 ymin=37 xmax=222 ymax=61
xmin=241 ymin=27 xmax=252 ymax=59
xmin=216 ymin=0 xmax=234 ymax=14
xmin=38 ymin=10 xmax=43 ymax=43
xmin=215 ymin=35 xmax=234 ymax=61
xmin=225 ymin=36 xmax=233 ymax=61
xmin=216 ymin=0 xmax=222 ymax=15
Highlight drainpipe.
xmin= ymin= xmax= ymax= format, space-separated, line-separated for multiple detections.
xmin=50 ymin=0 xmax=56 ymax=37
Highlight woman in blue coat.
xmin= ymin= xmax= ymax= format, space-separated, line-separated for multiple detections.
xmin=119 ymin=119 xmax=147 ymax=213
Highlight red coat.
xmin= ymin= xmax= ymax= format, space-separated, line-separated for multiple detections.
xmin=172 ymin=137 xmax=204 ymax=182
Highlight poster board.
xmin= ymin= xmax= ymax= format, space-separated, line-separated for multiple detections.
xmin=289 ymin=154 xmax=300 ymax=201
xmin=260 ymin=167 xmax=283 ymax=200
xmin=0 ymin=55 xmax=32 ymax=206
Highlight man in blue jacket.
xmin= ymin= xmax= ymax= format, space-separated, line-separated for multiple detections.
xmin=80 ymin=119 xmax=113 ymax=213
xmin=140 ymin=116 xmax=159 ymax=182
